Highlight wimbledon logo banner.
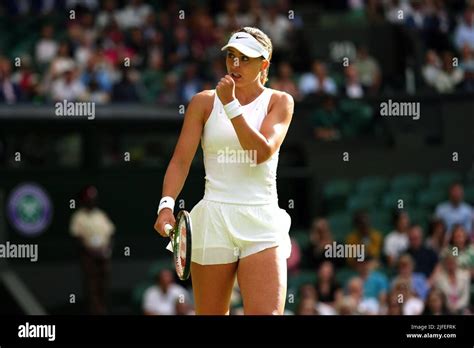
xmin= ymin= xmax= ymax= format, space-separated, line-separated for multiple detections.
xmin=7 ymin=183 xmax=53 ymax=237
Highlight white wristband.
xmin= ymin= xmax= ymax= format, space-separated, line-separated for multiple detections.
xmin=223 ymin=99 xmax=243 ymax=120
xmin=157 ymin=196 xmax=175 ymax=215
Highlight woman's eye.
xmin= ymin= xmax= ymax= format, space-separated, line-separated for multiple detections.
xmin=242 ymin=56 xmax=249 ymax=61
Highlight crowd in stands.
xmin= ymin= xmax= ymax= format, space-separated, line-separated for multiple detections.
xmin=0 ymin=0 xmax=473 ymax=108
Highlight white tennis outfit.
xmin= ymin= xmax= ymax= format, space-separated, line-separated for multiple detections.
xmin=190 ymin=88 xmax=292 ymax=265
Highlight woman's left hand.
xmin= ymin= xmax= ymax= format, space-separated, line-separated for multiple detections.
xmin=216 ymin=75 xmax=236 ymax=105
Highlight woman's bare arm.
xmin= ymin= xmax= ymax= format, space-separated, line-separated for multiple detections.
xmin=154 ymin=91 xmax=211 ymax=236
xmin=161 ymin=91 xmax=210 ymax=199
xmin=230 ymin=91 xmax=294 ymax=164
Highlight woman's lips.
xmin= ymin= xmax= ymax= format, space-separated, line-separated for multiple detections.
xmin=230 ymin=72 xmax=242 ymax=80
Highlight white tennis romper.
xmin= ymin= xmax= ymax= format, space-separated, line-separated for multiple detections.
xmin=190 ymin=87 xmax=292 ymax=265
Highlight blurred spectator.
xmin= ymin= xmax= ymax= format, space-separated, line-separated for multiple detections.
xmin=143 ymin=269 xmax=190 ymax=315
xmin=179 ymin=63 xmax=202 ymax=103
xmin=260 ymin=5 xmax=292 ymax=52
xmin=406 ymin=224 xmax=439 ymax=280
xmin=116 ymin=0 xmax=152 ymax=30
xmin=405 ymin=0 xmax=427 ymax=30
xmin=344 ymin=277 xmax=380 ymax=314
xmin=343 ymin=65 xmax=364 ymax=99
xmin=35 ymin=24 xmax=59 ymax=67
xmin=435 ymin=182 xmax=474 ymax=238
xmin=81 ymin=55 xmax=113 ymax=94
xmin=296 ymin=284 xmax=336 ymax=315
xmin=51 ymin=63 xmax=87 ymax=101
xmin=425 ymin=218 xmax=447 ymax=253
xmin=391 ymin=277 xmax=424 ymax=315
xmin=216 ymin=0 xmax=253 ymax=33
xmin=168 ymin=25 xmax=192 ymax=71
xmin=392 ymin=254 xmax=429 ymax=300
xmin=346 ymin=211 xmax=383 ymax=267
xmin=158 ymin=73 xmax=180 ymax=104
xmin=384 ymin=0 xmax=413 ymax=24
xmin=454 ymin=8 xmax=474 ymax=51
xmin=70 ymin=185 xmax=115 ymax=314
xmin=0 ymin=57 xmax=21 ymax=103
xmin=353 ymin=45 xmax=382 ymax=95
xmin=96 ymin=0 xmax=120 ymax=30
xmin=299 ymin=60 xmax=337 ymax=97
xmin=311 ymin=94 xmax=342 ymax=141
xmin=48 ymin=41 xmax=76 ymax=81
xmin=296 ymin=297 xmax=318 ymax=315
xmin=434 ymin=254 xmax=471 ymax=314
xmin=460 ymin=44 xmax=474 ymax=91
xmin=434 ymin=51 xmax=464 ymax=92
xmin=422 ymin=287 xmax=449 ymax=315
xmin=175 ymin=297 xmax=195 ymax=315
xmin=111 ymin=66 xmax=140 ymax=102
xmin=287 ymin=237 xmax=301 ymax=275
xmin=441 ymin=224 xmax=474 ymax=277
xmin=270 ymin=61 xmax=300 ymax=101
xmin=384 ymin=210 xmax=410 ymax=268
xmin=422 ymin=49 xmax=442 ymax=89
xmin=303 ymin=218 xmax=344 ymax=269
xmin=315 ymin=261 xmax=343 ymax=306
xmin=354 ymin=257 xmax=389 ymax=305
xmin=11 ymin=55 xmax=40 ymax=102
xmin=383 ymin=289 xmax=404 ymax=315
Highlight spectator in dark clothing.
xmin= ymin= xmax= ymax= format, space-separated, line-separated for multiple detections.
xmin=112 ymin=67 xmax=140 ymax=102
xmin=406 ymin=224 xmax=439 ymax=281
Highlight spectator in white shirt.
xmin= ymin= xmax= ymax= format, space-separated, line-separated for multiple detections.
xmin=51 ymin=64 xmax=87 ymax=102
xmin=299 ymin=60 xmax=337 ymax=97
xmin=116 ymin=0 xmax=152 ymax=29
xmin=454 ymin=8 xmax=474 ymax=51
xmin=143 ymin=269 xmax=191 ymax=315
xmin=384 ymin=210 xmax=410 ymax=267
xmin=35 ymin=24 xmax=58 ymax=66
xmin=435 ymin=182 xmax=473 ymax=239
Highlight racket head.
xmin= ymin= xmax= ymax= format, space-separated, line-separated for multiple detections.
xmin=173 ymin=210 xmax=192 ymax=280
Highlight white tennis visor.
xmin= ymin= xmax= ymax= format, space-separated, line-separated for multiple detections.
xmin=221 ymin=32 xmax=270 ymax=60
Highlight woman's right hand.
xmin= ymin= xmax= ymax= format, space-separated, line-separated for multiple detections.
xmin=154 ymin=209 xmax=176 ymax=237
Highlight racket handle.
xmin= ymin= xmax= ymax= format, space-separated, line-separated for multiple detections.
xmin=164 ymin=223 xmax=173 ymax=236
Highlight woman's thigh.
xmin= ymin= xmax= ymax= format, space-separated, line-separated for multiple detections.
xmin=191 ymin=261 xmax=238 ymax=315
xmin=237 ymin=246 xmax=287 ymax=315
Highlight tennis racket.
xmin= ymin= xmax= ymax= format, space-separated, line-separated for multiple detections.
xmin=164 ymin=210 xmax=192 ymax=281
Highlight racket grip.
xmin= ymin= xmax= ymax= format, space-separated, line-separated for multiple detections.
xmin=164 ymin=223 xmax=173 ymax=236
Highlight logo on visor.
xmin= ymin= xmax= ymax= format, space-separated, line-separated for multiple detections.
xmin=235 ymin=35 xmax=246 ymax=39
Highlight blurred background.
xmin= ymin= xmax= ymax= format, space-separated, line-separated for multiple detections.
xmin=0 ymin=0 xmax=473 ymax=316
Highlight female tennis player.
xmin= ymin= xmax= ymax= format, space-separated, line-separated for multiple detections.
xmin=154 ymin=27 xmax=294 ymax=315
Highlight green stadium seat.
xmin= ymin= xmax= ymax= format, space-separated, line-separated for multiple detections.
xmin=416 ymin=188 xmax=447 ymax=209
xmin=429 ymin=170 xmax=462 ymax=190
xmin=390 ymin=173 xmax=425 ymax=192
xmin=464 ymin=185 xmax=474 ymax=205
xmin=347 ymin=194 xmax=377 ymax=213
xmin=293 ymin=230 xmax=310 ymax=251
xmin=323 ymin=179 xmax=353 ymax=213
xmin=131 ymin=281 xmax=153 ymax=313
xmin=355 ymin=176 xmax=389 ymax=195
xmin=328 ymin=213 xmax=352 ymax=242
xmin=288 ymin=270 xmax=317 ymax=293
xmin=335 ymin=267 xmax=357 ymax=288
xmin=406 ymin=207 xmax=431 ymax=230
xmin=381 ymin=191 xmax=414 ymax=209
xmin=369 ymin=209 xmax=392 ymax=234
